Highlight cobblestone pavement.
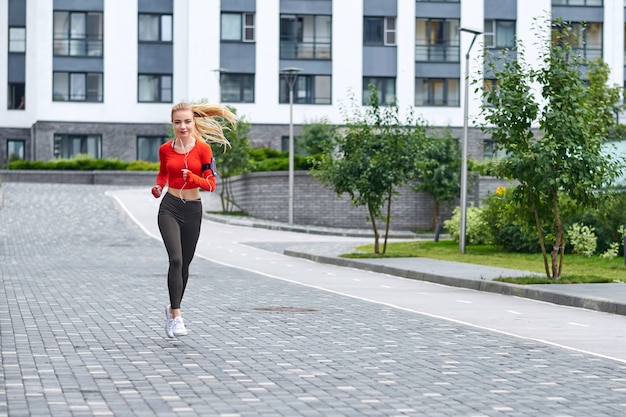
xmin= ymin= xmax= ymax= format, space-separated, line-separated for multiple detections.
xmin=2 ymin=183 xmax=626 ymax=417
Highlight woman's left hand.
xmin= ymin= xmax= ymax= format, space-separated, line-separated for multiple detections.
xmin=181 ymin=169 xmax=191 ymax=181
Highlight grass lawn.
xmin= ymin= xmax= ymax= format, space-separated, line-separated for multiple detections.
xmin=345 ymin=239 xmax=626 ymax=284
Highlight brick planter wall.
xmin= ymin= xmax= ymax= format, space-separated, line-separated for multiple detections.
xmin=0 ymin=169 xmax=509 ymax=231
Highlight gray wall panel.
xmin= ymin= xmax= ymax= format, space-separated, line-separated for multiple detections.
xmin=53 ymin=0 xmax=103 ymax=11
xmin=363 ymin=46 xmax=397 ymax=76
xmin=220 ymin=43 xmax=256 ymax=73
xmin=53 ymin=56 xmax=104 ymax=72
xmin=279 ymin=59 xmax=332 ymax=75
xmin=415 ymin=62 xmax=461 ymax=78
xmin=9 ymin=0 xmax=26 ymax=25
xmin=363 ymin=0 xmax=397 ymax=16
xmin=552 ymin=6 xmax=603 ymax=22
xmin=8 ymin=54 xmax=26 ymax=83
xmin=138 ymin=0 xmax=173 ymax=14
xmin=484 ymin=0 xmax=517 ymax=19
xmin=281 ymin=0 xmax=332 ymax=15
xmin=138 ymin=44 xmax=173 ymax=74
xmin=221 ymin=0 xmax=256 ymax=12
xmin=415 ymin=3 xmax=460 ymax=18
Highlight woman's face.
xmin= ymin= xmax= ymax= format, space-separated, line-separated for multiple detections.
xmin=172 ymin=109 xmax=195 ymax=140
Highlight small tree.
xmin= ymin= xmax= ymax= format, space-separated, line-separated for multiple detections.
xmin=210 ymin=108 xmax=252 ymax=212
xmin=480 ymin=19 xmax=623 ymax=279
xmin=412 ymin=128 xmax=461 ymax=231
xmin=312 ymin=87 xmax=425 ymax=254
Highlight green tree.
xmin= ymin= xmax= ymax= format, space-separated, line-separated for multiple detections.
xmin=479 ymin=19 xmax=623 ymax=280
xmin=412 ymin=128 xmax=461 ymax=231
xmin=312 ymin=87 xmax=425 ymax=254
xmin=210 ymin=108 xmax=252 ymax=212
xmin=298 ymin=118 xmax=338 ymax=155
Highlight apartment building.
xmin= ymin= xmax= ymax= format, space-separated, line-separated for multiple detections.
xmin=1 ymin=0 xmax=624 ymax=166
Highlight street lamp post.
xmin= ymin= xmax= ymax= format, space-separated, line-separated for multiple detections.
xmin=280 ymin=67 xmax=302 ymax=225
xmin=459 ymin=27 xmax=482 ymax=254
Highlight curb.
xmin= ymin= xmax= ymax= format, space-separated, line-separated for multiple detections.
xmin=284 ymin=249 xmax=626 ymax=317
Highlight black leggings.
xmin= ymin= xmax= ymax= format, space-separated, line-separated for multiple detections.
xmin=157 ymin=192 xmax=203 ymax=310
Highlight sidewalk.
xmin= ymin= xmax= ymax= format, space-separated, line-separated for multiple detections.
xmin=206 ymin=213 xmax=626 ymax=317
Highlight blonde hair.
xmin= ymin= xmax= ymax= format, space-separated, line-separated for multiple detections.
xmin=171 ymin=102 xmax=237 ymax=148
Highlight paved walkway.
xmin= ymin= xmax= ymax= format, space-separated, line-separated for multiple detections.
xmin=2 ymin=183 xmax=626 ymax=417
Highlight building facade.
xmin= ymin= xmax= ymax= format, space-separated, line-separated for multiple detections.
xmin=1 ymin=0 xmax=625 ymax=167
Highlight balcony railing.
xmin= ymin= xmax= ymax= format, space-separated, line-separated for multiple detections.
xmin=53 ymin=36 xmax=103 ymax=57
xmin=415 ymin=43 xmax=460 ymax=62
xmin=280 ymin=41 xmax=331 ymax=60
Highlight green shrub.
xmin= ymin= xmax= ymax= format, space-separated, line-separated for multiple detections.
xmin=444 ymin=205 xmax=493 ymax=245
xmin=567 ymin=223 xmax=597 ymax=257
xmin=480 ymin=187 xmax=540 ymax=253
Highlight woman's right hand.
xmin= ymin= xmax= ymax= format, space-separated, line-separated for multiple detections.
xmin=151 ymin=185 xmax=163 ymax=198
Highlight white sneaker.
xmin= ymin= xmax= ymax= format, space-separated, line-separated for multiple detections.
xmin=170 ymin=316 xmax=188 ymax=337
xmin=164 ymin=306 xmax=174 ymax=338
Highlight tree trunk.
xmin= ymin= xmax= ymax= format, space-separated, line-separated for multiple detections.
xmin=531 ymin=193 xmax=551 ymax=279
xmin=367 ymin=202 xmax=380 ymax=254
xmin=432 ymin=200 xmax=440 ymax=232
xmin=382 ymin=187 xmax=393 ymax=255
xmin=552 ymin=189 xmax=564 ymax=280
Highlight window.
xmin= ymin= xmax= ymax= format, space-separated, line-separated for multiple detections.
xmin=364 ymin=17 xmax=396 ymax=46
xmin=53 ymin=72 xmax=103 ymax=102
xmin=415 ymin=18 xmax=460 ymax=62
xmin=279 ymin=74 xmax=331 ymax=104
xmin=54 ymin=134 xmax=102 ymax=159
xmin=6 ymin=139 xmax=25 ymax=166
xmin=53 ymin=11 xmax=103 ymax=56
xmin=483 ymin=139 xmax=507 ymax=159
xmin=484 ymin=20 xmax=515 ymax=49
xmin=552 ymin=22 xmax=602 ymax=60
xmin=482 ymin=78 xmax=498 ymax=106
xmin=552 ymin=0 xmax=602 ymax=5
xmin=416 ymin=0 xmax=459 ymax=2
xmin=138 ymin=14 xmax=172 ymax=42
xmin=9 ymin=27 xmax=26 ymax=52
xmin=220 ymin=73 xmax=254 ymax=103
xmin=137 ymin=136 xmax=168 ymax=162
xmin=221 ymin=13 xmax=255 ymax=42
xmin=363 ymin=77 xmax=396 ymax=105
xmin=7 ymin=83 xmax=25 ymax=109
xmin=280 ymin=14 xmax=332 ymax=59
xmin=415 ymin=78 xmax=460 ymax=106
xmin=138 ymin=74 xmax=172 ymax=103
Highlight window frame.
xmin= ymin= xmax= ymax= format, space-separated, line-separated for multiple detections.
xmin=137 ymin=136 xmax=168 ymax=162
xmin=552 ymin=0 xmax=603 ymax=5
xmin=220 ymin=73 xmax=255 ymax=103
xmin=363 ymin=77 xmax=396 ymax=106
xmin=9 ymin=26 xmax=26 ymax=53
xmin=363 ymin=16 xmax=396 ymax=46
xmin=221 ymin=12 xmax=255 ymax=42
xmin=137 ymin=74 xmax=173 ymax=103
xmin=53 ymin=10 xmax=103 ymax=57
xmin=415 ymin=18 xmax=460 ymax=62
xmin=552 ymin=21 xmax=603 ymax=61
xmin=7 ymin=83 xmax=25 ymax=110
xmin=484 ymin=19 xmax=516 ymax=49
xmin=279 ymin=74 xmax=332 ymax=105
xmin=280 ymin=14 xmax=332 ymax=60
xmin=53 ymin=134 xmax=102 ymax=159
xmin=52 ymin=71 xmax=103 ymax=102
xmin=414 ymin=77 xmax=460 ymax=107
xmin=138 ymin=13 xmax=173 ymax=43
xmin=6 ymin=139 xmax=26 ymax=166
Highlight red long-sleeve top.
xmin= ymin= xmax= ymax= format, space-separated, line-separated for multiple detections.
xmin=155 ymin=140 xmax=216 ymax=192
